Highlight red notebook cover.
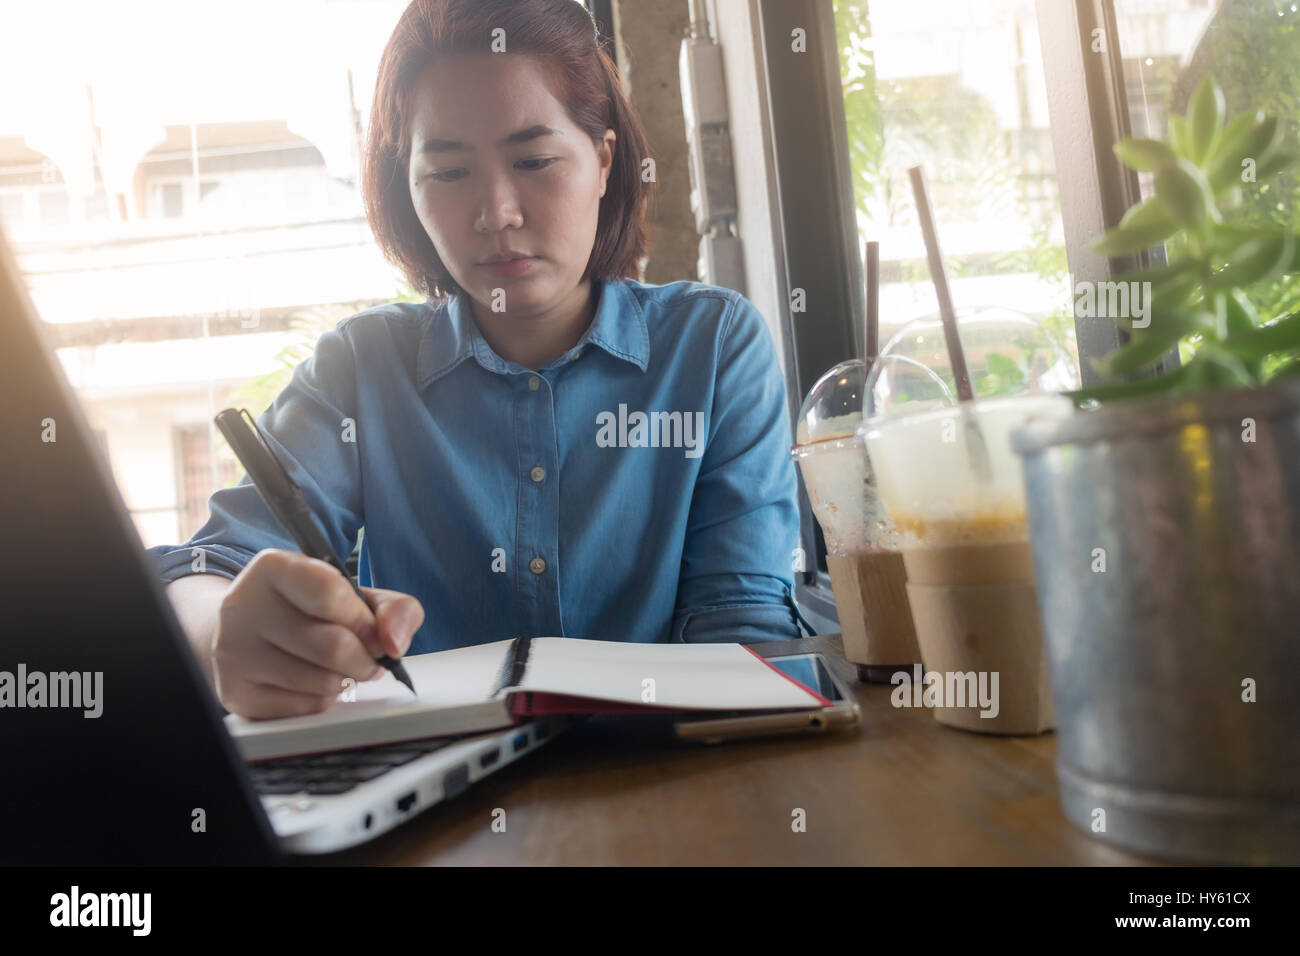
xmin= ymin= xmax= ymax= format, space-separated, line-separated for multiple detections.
xmin=508 ymin=646 xmax=833 ymax=717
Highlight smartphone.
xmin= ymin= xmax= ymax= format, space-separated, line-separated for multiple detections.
xmin=671 ymin=652 xmax=860 ymax=744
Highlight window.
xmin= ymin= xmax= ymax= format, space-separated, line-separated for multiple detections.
xmin=1113 ymin=0 xmax=1300 ymax=330
xmin=834 ymin=0 xmax=1074 ymax=356
xmin=0 ymin=191 xmax=22 ymax=228
xmin=84 ymin=187 xmax=111 ymax=222
xmin=174 ymin=424 xmax=241 ymax=543
xmin=151 ymin=181 xmax=185 ymax=219
xmin=4 ymin=0 xmax=415 ymax=550
xmin=756 ymin=0 xmax=1080 ymax=622
xmin=38 ymin=188 xmax=70 ymax=227
xmin=757 ymin=0 xmax=1292 ymax=627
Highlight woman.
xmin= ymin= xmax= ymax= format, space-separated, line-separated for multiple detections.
xmin=152 ymin=0 xmax=811 ymax=720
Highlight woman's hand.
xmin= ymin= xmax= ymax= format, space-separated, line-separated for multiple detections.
xmin=212 ymin=549 xmax=424 ymax=719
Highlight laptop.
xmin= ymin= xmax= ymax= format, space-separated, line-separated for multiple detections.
xmin=0 ymin=224 xmax=574 ymax=865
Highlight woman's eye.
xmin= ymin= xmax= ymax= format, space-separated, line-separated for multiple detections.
xmin=421 ymin=158 xmax=553 ymax=183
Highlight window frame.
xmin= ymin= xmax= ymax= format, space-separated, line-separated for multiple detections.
xmin=754 ymin=0 xmax=865 ymax=624
xmin=1036 ymin=0 xmax=1180 ymax=382
xmin=585 ymin=0 xmax=620 ymax=69
xmin=753 ymin=0 xmax=1170 ymax=626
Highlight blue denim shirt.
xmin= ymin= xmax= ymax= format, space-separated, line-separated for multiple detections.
xmin=147 ymin=277 xmax=814 ymax=653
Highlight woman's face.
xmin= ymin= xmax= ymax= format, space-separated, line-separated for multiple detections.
xmin=406 ymin=53 xmax=615 ymax=315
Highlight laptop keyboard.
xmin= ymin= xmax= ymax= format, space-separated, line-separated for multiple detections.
xmin=248 ymin=738 xmax=456 ymax=796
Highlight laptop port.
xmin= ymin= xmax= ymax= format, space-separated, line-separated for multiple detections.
xmin=512 ymin=733 xmax=528 ymax=753
xmin=395 ymin=791 xmax=417 ymax=814
xmin=535 ymin=723 xmax=549 ymax=741
xmin=443 ymin=765 xmax=470 ymax=800
xmin=479 ymin=748 xmax=500 ymax=769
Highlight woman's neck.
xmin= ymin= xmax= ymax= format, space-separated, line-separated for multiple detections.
xmin=468 ymin=279 xmax=599 ymax=371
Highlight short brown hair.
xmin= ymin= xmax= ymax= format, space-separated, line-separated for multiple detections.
xmin=362 ymin=0 xmax=653 ymax=300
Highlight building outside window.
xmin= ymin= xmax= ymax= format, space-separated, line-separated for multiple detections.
xmin=0 ymin=0 xmax=414 ymax=550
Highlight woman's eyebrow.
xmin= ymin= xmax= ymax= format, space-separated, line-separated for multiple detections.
xmin=416 ymin=124 xmax=562 ymax=155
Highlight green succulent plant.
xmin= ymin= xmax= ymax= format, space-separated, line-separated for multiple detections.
xmin=1069 ymin=74 xmax=1300 ymax=405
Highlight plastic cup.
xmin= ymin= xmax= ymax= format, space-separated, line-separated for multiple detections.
xmin=792 ymin=361 xmax=920 ymax=680
xmin=860 ymin=394 xmax=1073 ymax=733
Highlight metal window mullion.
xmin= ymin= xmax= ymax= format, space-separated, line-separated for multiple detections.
xmin=755 ymin=0 xmax=863 ymax=595
xmin=1037 ymin=0 xmax=1178 ymax=383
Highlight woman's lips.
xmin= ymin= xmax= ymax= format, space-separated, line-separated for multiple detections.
xmin=478 ymin=256 xmax=538 ymax=278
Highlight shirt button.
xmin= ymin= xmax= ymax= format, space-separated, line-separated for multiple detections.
xmin=568 ymin=347 xmax=581 ymax=361
xmin=528 ymin=375 xmax=540 ymax=390
xmin=530 ymin=466 xmax=545 ymax=483
xmin=529 ymin=557 xmax=546 ymax=575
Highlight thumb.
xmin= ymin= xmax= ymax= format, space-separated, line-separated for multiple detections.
xmin=359 ymin=587 xmax=424 ymax=658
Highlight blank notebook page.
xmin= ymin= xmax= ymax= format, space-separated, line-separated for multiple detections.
xmin=348 ymin=638 xmax=515 ymax=707
xmin=515 ymin=637 xmax=823 ymax=710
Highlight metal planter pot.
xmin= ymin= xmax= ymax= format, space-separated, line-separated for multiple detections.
xmin=1011 ymin=380 xmax=1300 ymax=864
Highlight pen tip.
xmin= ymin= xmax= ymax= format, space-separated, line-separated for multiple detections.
xmin=396 ymin=667 xmax=416 ymax=694
xmin=379 ymin=655 xmax=417 ymax=694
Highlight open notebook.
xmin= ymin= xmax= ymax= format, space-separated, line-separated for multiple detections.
xmin=227 ymin=637 xmax=832 ymax=761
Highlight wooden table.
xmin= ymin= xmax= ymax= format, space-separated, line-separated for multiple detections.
xmin=318 ymin=633 xmax=1157 ymax=865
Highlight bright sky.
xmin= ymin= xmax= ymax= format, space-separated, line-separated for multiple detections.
xmin=0 ymin=0 xmax=411 ymax=134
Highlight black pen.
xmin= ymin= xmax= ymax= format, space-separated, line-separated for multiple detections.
xmin=213 ymin=407 xmax=416 ymax=694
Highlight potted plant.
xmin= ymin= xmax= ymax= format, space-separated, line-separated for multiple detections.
xmin=1009 ymin=75 xmax=1300 ymax=864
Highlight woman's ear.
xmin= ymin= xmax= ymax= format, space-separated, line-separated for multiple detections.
xmin=598 ymin=129 xmax=616 ymax=197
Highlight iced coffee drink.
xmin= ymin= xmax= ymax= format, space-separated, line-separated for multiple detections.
xmin=793 ymin=361 xmax=920 ymax=681
xmin=861 ymin=395 xmax=1072 ymax=734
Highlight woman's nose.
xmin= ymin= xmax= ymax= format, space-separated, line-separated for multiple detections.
xmin=474 ymin=175 xmax=523 ymax=233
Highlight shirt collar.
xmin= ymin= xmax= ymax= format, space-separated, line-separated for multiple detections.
xmin=417 ymin=276 xmax=649 ymax=390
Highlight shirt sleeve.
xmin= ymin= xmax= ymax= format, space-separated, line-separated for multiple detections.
xmin=670 ymin=294 xmax=811 ymax=644
xmin=145 ymin=319 xmax=366 ymax=585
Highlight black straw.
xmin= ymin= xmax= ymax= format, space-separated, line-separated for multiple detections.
xmin=864 ymin=240 xmax=880 ymax=365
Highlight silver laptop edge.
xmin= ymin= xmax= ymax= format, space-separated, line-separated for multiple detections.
xmin=263 ymin=716 xmax=574 ymax=854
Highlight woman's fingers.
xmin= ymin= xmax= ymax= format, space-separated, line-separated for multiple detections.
xmin=359 ymin=586 xmax=425 ymax=658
